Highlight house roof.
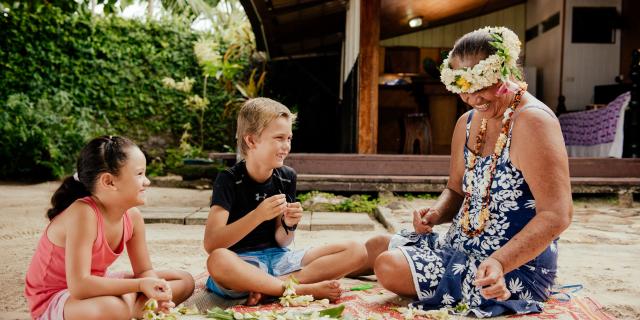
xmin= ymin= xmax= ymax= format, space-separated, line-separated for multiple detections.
xmin=240 ymin=0 xmax=525 ymax=59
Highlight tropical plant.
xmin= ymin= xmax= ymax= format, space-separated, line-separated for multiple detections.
xmin=162 ymin=0 xmax=265 ymax=155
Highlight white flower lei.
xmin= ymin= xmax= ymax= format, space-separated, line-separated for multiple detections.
xmin=440 ymin=26 xmax=522 ymax=94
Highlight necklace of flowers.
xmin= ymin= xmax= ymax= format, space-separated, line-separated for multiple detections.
xmin=460 ymin=89 xmax=523 ymax=237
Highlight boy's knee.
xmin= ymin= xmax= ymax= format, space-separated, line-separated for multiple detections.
xmin=365 ymin=234 xmax=390 ymax=253
xmin=207 ymin=248 xmax=235 ymax=275
xmin=346 ymin=241 xmax=368 ymax=264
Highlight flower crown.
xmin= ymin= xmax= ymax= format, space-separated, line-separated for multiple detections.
xmin=440 ymin=26 xmax=523 ymax=94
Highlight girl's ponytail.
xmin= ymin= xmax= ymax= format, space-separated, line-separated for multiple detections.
xmin=47 ymin=176 xmax=91 ymax=220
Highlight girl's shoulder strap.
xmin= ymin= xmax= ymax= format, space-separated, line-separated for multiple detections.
xmin=122 ymin=209 xmax=135 ymax=242
xmin=76 ymin=196 xmax=101 ymax=219
xmin=76 ymin=196 xmax=104 ymax=245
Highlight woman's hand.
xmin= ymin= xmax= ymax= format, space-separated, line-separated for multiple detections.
xmin=283 ymin=202 xmax=303 ymax=226
xmin=139 ymin=278 xmax=173 ymax=305
xmin=412 ymin=208 xmax=440 ymax=234
xmin=474 ymin=257 xmax=511 ymax=301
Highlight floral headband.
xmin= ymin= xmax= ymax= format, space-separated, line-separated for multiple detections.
xmin=440 ymin=26 xmax=523 ymax=94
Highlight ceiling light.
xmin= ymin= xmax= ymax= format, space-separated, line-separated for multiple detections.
xmin=409 ymin=17 xmax=423 ymax=28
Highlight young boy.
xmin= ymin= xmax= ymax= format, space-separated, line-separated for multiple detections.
xmin=204 ymin=97 xmax=367 ymax=305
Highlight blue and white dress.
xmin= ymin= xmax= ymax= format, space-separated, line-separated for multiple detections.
xmin=392 ymin=107 xmax=558 ymax=317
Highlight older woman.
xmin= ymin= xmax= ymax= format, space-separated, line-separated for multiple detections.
xmin=360 ymin=27 xmax=573 ymax=317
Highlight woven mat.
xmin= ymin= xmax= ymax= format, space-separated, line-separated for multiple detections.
xmin=182 ymin=272 xmax=617 ymax=319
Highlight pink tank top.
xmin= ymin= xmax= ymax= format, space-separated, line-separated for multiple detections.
xmin=24 ymin=197 xmax=133 ymax=318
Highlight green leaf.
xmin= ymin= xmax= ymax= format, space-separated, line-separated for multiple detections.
xmin=349 ymin=283 xmax=374 ymax=291
xmin=318 ymin=304 xmax=345 ymax=318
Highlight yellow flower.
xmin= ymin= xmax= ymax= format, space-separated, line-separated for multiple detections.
xmin=456 ymin=77 xmax=472 ymax=92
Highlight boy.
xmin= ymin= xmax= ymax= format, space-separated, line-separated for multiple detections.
xmin=204 ymin=97 xmax=367 ymax=305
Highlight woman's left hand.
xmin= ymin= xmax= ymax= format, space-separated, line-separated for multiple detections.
xmin=474 ymin=257 xmax=511 ymax=301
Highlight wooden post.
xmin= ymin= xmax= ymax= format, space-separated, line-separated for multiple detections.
xmin=357 ymin=0 xmax=380 ymax=154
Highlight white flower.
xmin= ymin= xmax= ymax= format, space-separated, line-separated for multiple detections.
xmin=452 ymin=263 xmax=466 ymax=275
xmin=194 ymin=38 xmax=221 ymax=65
xmin=508 ymin=278 xmax=524 ymax=293
xmin=442 ymin=293 xmax=455 ymax=305
xmin=519 ymin=290 xmax=533 ymax=301
xmin=525 ymin=200 xmax=536 ymax=209
xmin=441 ymin=26 xmax=521 ymax=94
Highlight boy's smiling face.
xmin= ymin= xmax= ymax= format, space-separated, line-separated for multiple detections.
xmin=249 ymin=116 xmax=293 ymax=168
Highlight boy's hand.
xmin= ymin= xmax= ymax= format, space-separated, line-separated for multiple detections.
xmin=412 ymin=207 xmax=440 ymax=234
xmin=283 ymin=202 xmax=303 ymax=226
xmin=253 ymin=194 xmax=287 ymax=222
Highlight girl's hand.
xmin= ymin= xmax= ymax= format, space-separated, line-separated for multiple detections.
xmin=473 ymin=257 xmax=511 ymax=301
xmin=253 ymin=194 xmax=287 ymax=222
xmin=283 ymin=202 xmax=303 ymax=226
xmin=157 ymin=300 xmax=176 ymax=313
xmin=139 ymin=278 xmax=173 ymax=303
xmin=412 ymin=208 xmax=440 ymax=234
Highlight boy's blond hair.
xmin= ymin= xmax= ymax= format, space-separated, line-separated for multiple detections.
xmin=237 ymin=97 xmax=297 ymax=158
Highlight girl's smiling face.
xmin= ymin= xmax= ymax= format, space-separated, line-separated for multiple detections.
xmin=113 ymin=146 xmax=150 ymax=206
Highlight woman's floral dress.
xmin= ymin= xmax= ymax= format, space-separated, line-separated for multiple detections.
xmin=391 ymin=108 xmax=558 ymax=317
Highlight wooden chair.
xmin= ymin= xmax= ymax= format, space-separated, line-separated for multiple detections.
xmin=402 ymin=113 xmax=432 ymax=154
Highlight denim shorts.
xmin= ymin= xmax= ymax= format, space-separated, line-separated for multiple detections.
xmin=206 ymin=246 xmax=308 ymax=299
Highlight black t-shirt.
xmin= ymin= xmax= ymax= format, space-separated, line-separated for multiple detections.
xmin=210 ymin=160 xmax=297 ymax=253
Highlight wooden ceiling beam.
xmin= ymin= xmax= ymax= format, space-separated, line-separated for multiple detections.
xmin=272 ymin=12 xmax=345 ymax=43
xmin=279 ymin=32 xmax=344 ymax=56
xmin=268 ymin=0 xmax=346 ymax=16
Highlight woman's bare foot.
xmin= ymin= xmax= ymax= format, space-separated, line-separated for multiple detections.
xmin=295 ymin=280 xmax=342 ymax=301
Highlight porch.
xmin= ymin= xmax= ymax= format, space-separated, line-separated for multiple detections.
xmin=208 ymin=153 xmax=640 ymax=206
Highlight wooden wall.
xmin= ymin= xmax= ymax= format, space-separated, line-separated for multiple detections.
xmin=379 ymin=4 xmax=526 ymax=47
xmin=525 ymin=0 xmax=563 ymax=109
xmin=562 ymin=0 xmax=622 ymax=111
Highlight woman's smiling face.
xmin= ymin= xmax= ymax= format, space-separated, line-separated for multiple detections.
xmin=450 ymin=54 xmax=512 ymax=118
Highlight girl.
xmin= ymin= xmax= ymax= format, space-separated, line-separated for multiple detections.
xmin=25 ymin=136 xmax=195 ymax=320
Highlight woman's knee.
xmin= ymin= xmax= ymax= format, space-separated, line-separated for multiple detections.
xmin=374 ymin=251 xmax=408 ymax=290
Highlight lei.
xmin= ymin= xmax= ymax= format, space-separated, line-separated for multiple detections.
xmin=440 ymin=26 xmax=523 ymax=94
xmin=460 ymin=89 xmax=523 ymax=237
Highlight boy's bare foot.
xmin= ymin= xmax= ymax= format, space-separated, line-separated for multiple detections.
xmin=295 ymin=280 xmax=342 ymax=301
xmin=245 ymin=291 xmax=263 ymax=306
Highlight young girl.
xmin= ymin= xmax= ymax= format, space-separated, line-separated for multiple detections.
xmin=25 ymin=136 xmax=195 ymax=320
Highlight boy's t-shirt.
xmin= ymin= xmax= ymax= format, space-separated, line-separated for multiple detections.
xmin=210 ymin=160 xmax=297 ymax=253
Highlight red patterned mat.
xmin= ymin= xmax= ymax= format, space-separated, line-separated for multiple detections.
xmin=184 ymin=273 xmax=617 ymax=319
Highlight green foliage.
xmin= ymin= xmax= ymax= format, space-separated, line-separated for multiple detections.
xmin=296 ymin=190 xmax=336 ymax=203
xmin=0 ymin=91 xmax=103 ymax=179
xmin=0 ymin=4 xmax=243 ymax=179
xmin=401 ymin=193 xmax=439 ymax=201
xmin=331 ymin=194 xmax=386 ymax=215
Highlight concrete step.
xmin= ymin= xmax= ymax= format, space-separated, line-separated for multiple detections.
xmin=140 ymin=207 xmax=376 ymax=231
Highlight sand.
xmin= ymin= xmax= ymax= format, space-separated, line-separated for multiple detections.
xmin=0 ymin=182 xmax=638 ymax=319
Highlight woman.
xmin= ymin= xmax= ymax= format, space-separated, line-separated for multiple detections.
xmin=360 ymin=27 xmax=573 ymax=317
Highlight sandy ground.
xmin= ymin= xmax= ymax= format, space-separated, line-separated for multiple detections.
xmin=0 ymin=182 xmax=638 ymax=319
